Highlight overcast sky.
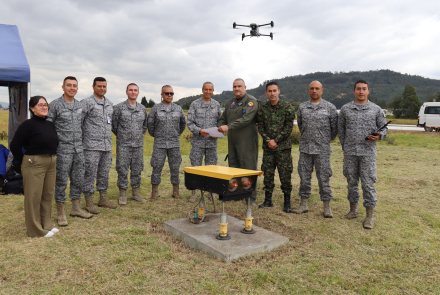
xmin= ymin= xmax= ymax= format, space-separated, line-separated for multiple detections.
xmin=1 ymin=0 xmax=440 ymax=104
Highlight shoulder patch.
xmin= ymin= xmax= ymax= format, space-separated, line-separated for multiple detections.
xmin=247 ymin=102 xmax=254 ymax=107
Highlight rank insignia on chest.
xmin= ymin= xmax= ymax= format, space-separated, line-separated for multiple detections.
xmin=247 ymin=102 xmax=253 ymax=107
xmin=230 ymin=102 xmax=236 ymax=109
xmin=242 ymin=110 xmax=246 ymax=114
xmin=238 ymin=102 xmax=243 ymax=106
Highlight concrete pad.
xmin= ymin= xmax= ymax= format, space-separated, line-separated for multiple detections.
xmin=163 ymin=213 xmax=289 ymax=262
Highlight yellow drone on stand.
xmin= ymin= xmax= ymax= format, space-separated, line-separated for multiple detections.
xmin=184 ymin=165 xmax=263 ymax=240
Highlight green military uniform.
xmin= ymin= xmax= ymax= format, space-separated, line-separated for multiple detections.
xmin=218 ymin=93 xmax=259 ymax=201
xmin=257 ymin=100 xmax=295 ymax=194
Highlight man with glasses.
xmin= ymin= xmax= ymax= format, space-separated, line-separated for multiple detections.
xmin=81 ymin=77 xmax=116 ymax=213
xmin=112 ymin=83 xmax=148 ymax=205
xmin=186 ymin=82 xmax=222 ymax=202
xmin=218 ymin=78 xmax=259 ymax=206
xmin=147 ymin=85 xmax=186 ymax=201
xmin=47 ymin=76 xmax=93 ymax=227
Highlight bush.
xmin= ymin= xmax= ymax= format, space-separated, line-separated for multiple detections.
xmin=0 ymin=130 xmax=7 ymax=140
xmin=291 ymin=125 xmax=301 ymax=145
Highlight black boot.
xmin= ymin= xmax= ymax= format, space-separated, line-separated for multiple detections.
xmin=259 ymin=191 xmax=273 ymax=208
xmin=283 ymin=193 xmax=292 ymax=213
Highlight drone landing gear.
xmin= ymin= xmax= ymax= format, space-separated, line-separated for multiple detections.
xmin=188 ymin=190 xmax=216 ymax=224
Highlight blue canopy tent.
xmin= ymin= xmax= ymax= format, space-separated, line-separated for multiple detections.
xmin=0 ymin=24 xmax=30 ymax=148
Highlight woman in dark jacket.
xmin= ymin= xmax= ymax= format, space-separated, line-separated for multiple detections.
xmin=10 ymin=96 xmax=59 ymax=238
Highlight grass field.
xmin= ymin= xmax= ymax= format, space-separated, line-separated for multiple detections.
xmin=1 ymin=111 xmax=440 ymax=294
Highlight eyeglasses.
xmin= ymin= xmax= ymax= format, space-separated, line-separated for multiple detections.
xmin=163 ymin=92 xmax=174 ymax=96
xmin=37 ymin=104 xmax=50 ymax=109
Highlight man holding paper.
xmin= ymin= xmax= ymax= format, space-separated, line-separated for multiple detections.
xmin=186 ymin=82 xmax=222 ymax=202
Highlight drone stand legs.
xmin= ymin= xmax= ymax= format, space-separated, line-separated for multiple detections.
xmin=241 ymin=197 xmax=255 ymax=234
xmin=216 ymin=202 xmax=231 ymax=240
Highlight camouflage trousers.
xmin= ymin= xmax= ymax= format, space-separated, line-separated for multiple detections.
xmin=150 ymin=147 xmax=182 ymax=185
xmin=298 ymin=153 xmax=333 ymax=201
xmin=343 ymin=154 xmax=377 ymax=207
xmin=83 ymin=150 xmax=112 ymax=196
xmin=189 ymin=146 xmax=217 ymax=166
xmin=116 ymin=145 xmax=144 ymax=190
xmin=54 ymin=151 xmax=84 ymax=203
xmin=261 ymin=149 xmax=293 ymax=194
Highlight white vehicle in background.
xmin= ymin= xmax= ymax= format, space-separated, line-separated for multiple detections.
xmin=417 ymin=102 xmax=440 ymax=132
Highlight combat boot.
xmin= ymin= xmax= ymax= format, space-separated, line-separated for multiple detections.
xmin=119 ymin=188 xmax=127 ymax=205
xmin=293 ymin=196 xmax=309 ymax=214
xmin=259 ymin=191 xmax=273 ymax=208
xmin=56 ymin=203 xmax=68 ymax=227
xmin=172 ymin=184 xmax=182 ymax=199
xmin=132 ymin=187 xmax=146 ymax=202
xmin=70 ymin=199 xmax=93 ymax=219
xmin=283 ymin=193 xmax=292 ymax=213
xmin=363 ymin=207 xmax=375 ymax=229
xmin=189 ymin=190 xmax=197 ymax=203
xmin=341 ymin=202 xmax=358 ymax=219
xmin=150 ymin=184 xmax=160 ymax=201
xmin=98 ymin=191 xmax=117 ymax=209
xmin=84 ymin=195 xmax=100 ymax=215
xmin=323 ymin=200 xmax=333 ymax=218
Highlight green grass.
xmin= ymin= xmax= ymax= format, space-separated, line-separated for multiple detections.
xmin=1 ymin=111 xmax=440 ymax=294
xmin=386 ymin=115 xmax=418 ymax=125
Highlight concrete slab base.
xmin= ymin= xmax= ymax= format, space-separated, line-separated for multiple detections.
xmin=163 ymin=213 xmax=289 ymax=262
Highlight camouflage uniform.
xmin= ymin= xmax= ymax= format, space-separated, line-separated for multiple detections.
xmin=218 ymin=93 xmax=259 ymax=201
xmin=257 ymin=100 xmax=295 ymax=194
xmin=47 ymin=95 xmax=84 ymax=203
xmin=81 ymin=95 xmax=113 ymax=195
xmin=297 ymin=99 xmax=338 ymax=201
xmin=112 ymin=101 xmax=148 ymax=189
xmin=187 ymin=97 xmax=222 ymax=166
xmin=338 ymin=101 xmax=387 ymax=207
xmin=147 ymin=102 xmax=186 ymax=185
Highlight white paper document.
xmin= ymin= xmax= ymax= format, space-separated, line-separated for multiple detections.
xmin=203 ymin=127 xmax=225 ymax=138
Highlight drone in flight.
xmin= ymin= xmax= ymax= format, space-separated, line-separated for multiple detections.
xmin=233 ymin=21 xmax=274 ymax=41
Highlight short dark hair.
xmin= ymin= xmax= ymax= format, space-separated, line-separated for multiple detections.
xmin=126 ymin=83 xmax=139 ymax=91
xmin=354 ymin=80 xmax=369 ymax=90
xmin=63 ymin=76 xmax=77 ymax=84
xmin=202 ymin=82 xmax=214 ymax=89
xmin=161 ymin=85 xmax=172 ymax=92
xmin=265 ymin=81 xmax=279 ymax=90
xmin=29 ymin=96 xmax=48 ymax=116
xmin=93 ymin=77 xmax=107 ymax=86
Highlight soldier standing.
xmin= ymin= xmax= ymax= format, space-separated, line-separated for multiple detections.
xmin=218 ymin=78 xmax=259 ymax=205
xmin=187 ymin=82 xmax=222 ymax=202
xmin=293 ymin=81 xmax=338 ymax=218
xmin=339 ymin=80 xmax=387 ymax=229
xmin=257 ymin=82 xmax=295 ymax=212
xmin=81 ymin=77 xmax=116 ymax=213
xmin=47 ymin=76 xmax=93 ymax=227
xmin=147 ymin=85 xmax=186 ymax=201
xmin=112 ymin=83 xmax=148 ymax=205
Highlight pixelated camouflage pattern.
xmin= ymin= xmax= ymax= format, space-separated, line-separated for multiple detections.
xmin=83 ymin=150 xmax=112 ymax=195
xmin=187 ymin=97 xmax=222 ymax=148
xmin=297 ymin=99 xmax=338 ymax=154
xmin=338 ymin=100 xmax=388 ymax=156
xmin=189 ymin=147 xmax=217 ymax=166
xmin=54 ymin=152 xmax=84 ymax=203
xmin=297 ymin=152 xmax=333 ymax=201
xmin=81 ymin=95 xmax=113 ymax=151
xmin=261 ymin=149 xmax=293 ymax=194
xmin=116 ymin=146 xmax=144 ymax=189
xmin=343 ymin=154 xmax=377 ymax=207
xmin=147 ymin=102 xmax=186 ymax=149
xmin=112 ymin=100 xmax=148 ymax=147
xmin=257 ymin=100 xmax=295 ymax=151
xmin=150 ymin=147 xmax=182 ymax=185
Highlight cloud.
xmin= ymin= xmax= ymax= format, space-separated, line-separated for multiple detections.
xmin=1 ymin=0 xmax=440 ymax=104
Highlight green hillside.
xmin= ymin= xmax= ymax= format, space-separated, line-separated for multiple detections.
xmin=176 ymin=70 xmax=440 ymax=109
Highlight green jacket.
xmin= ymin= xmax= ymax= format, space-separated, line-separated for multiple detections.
xmin=257 ymin=100 xmax=295 ymax=151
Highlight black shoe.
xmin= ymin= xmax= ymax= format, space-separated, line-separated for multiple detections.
xmin=259 ymin=191 xmax=274 ymax=208
xmin=283 ymin=193 xmax=292 ymax=213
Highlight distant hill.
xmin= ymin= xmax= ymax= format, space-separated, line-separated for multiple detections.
xmin=0 ymin=102 xmax=8 ymax=108
xmin=176 ymin=70 xmax=440 ymax=109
